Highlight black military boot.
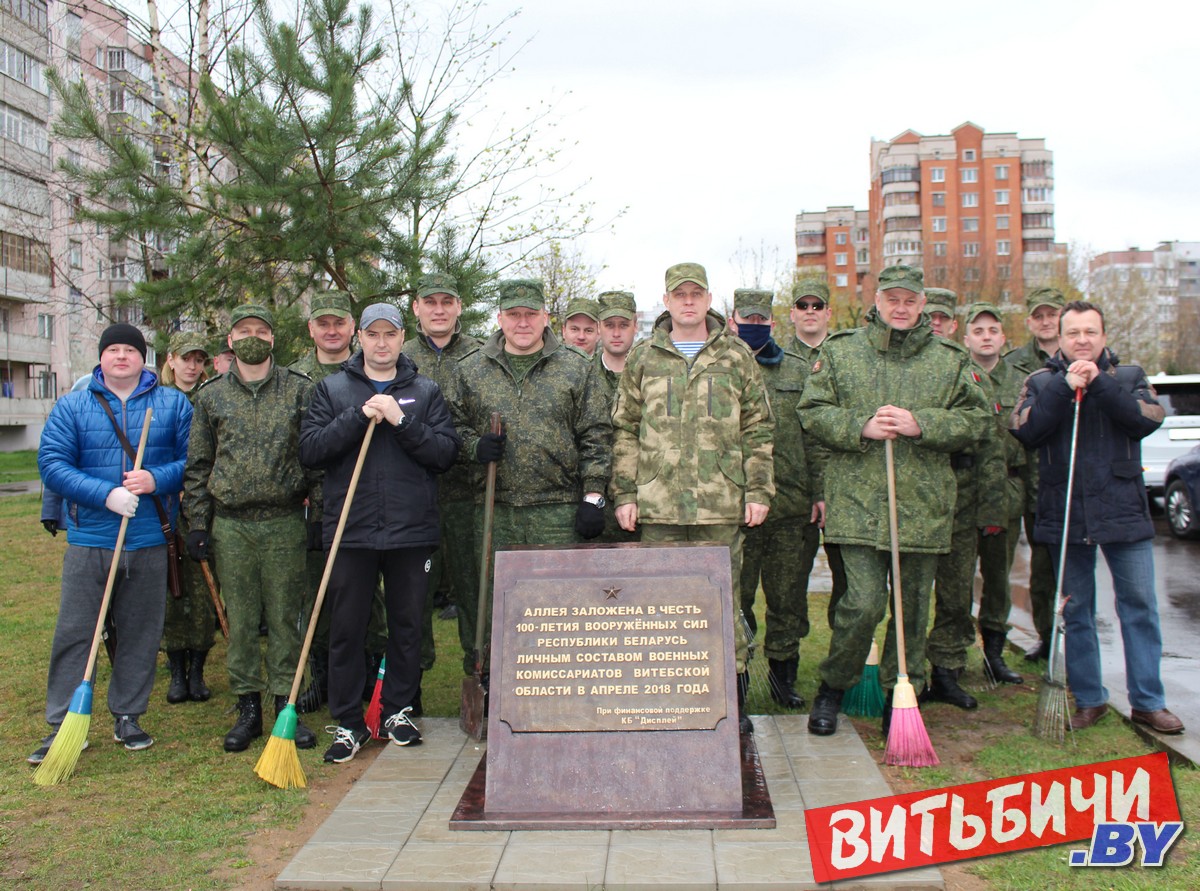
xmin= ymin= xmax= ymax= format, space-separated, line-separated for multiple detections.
xmin=982 ymin=630 xmax=1023 ymax=684
xmin=736 ymin=672 xmax=753 ymax=735
xmin=297 ymin=650 xmax=328 ymax=714
xmin=807 ymin=682 xmax=844 ymax=736
xmin=768 ymin=658 xmax=806 ymax=709
xmin=275 ymin=695 xmax=316 ymax=749
xmin=922 ymin=665 xmax=978 ymax=710
xmin=188 ymin=648 xmax=211 ymax=701
xmin=166 ymin=650 xmax=190 ymax=704
xmin=224 ymin=693 xmax=262 ymax=752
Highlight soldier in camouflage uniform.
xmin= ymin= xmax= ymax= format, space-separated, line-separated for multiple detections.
xmin=921 ymin=292 xmax=1010 ymax=710
xmin=785 ymin=280 xmax=848 ymax=630
xmin=184 ymin=304 xmax=321 ymax=753
xmin=727 ymin=287 xmax=815 ymax=710
xmin=611 ymin=262 xmax=774 ymax=735
xmin=160 ymin=333 xmax=216 ymax=704
xmin=403 ymin=272 xmax=483 ymax=676
xmin=447 ymin=279 xmax=612 ymax=639
xmin=593 ymin=290 xmax=640 ymax=543
xmin=1003 ymin=286 xmax=1064 ymax=661
xmin=561 ymin=297 xmax=601 ymax=357
xmin=799 ymin=265 xmax=989 ymax=738
xmin=288 ymin=289 xmax=388 ymax=713
xmin=962 ymin=303 xmax=1025 ymax=685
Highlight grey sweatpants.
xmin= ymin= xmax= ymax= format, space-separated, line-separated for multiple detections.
xmin=45 ymin=544 xmax=168 ymax=727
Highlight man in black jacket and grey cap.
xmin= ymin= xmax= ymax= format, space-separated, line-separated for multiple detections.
xmin=300 ymin=302 xmax=461 ymax=762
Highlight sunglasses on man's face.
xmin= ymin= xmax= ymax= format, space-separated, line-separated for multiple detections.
xmin=794 ymin=300 xmax=826 ymax=311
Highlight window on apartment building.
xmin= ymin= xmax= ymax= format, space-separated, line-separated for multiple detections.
xmin=1022 ymin=212 xmax=1053 ymax=229
xmin=963 ymin=218 xmax=979 ymax=233
xmin=835 ymin=274 xmax=848 ymax=287
xmin=931 ymin=192 xmax=945 ymax=207
xmin=1022 ymin=160 xmax=1050 ymax=179
xmin=933 ymin=243 xmax=947 ymax=257
xmin=996 ymin=165 xmax=1009 ymax=180
xmin=7 ymin=0 xmax=47 ymax=31
xmin=997 ymin=266 xmax=1011 ymax=280
xmin=961 ymin=168 xmax=978 ymax=183
xmin=1024 ymin=239 xmax=1053 ymax=253
xmin=1 ymin=102 xmax=49 ymax=154
xmin=37 ymin=313 xmax=53 ymax=340
xmin=995 ymin=189 xmax=1009 ymax=205
xmin=835 ymin=233 xmax=847 ymax=245
xmin=69 ymin=287 xmax=83 ymax=309
xmin=835 ymin=253 xmax=847 ymax=266
xmin=930 ymin=167 xmax=945 ymax=183
xmin=107 ymin=48 xmax=127 ymax=72
xmin=1023 ymin=187 xmax=1052 ymax=204
xmin=996 ymin=215 xmax=1009 ymax=230
xmin=962 ymin=149 xmax=976 ymax=162
xmin=109 ymin=84 xmax=126 ymax=114
xmin=997 ymin=241 xmax=1011 ymax=256
xmin=963 ymin=243 xmax=980 ymax=258
xmin=98 ymin=258 xmax=107 ymax=280
xmin=69 ymin=240 xmax=82 ymax=269
xmin=962 ymin=192 xmax=979 ymax=208
xmin=932 ymin=267 xmax=947 ymax=283
xmin=856 ymin=228 xmax=868 ymax=242
xmin=963 ymin=268 xmax=981 ymax=282
xmin=931 ymin=217 xmax=947 ymax=233
xmin=856 ymin=248 xmax=869 ymax=264
xmin=1 ymin=230 xmax=50 ymax=276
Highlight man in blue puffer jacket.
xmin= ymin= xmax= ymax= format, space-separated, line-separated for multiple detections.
xmin=30 ymin=324 xmax=192 ymax=764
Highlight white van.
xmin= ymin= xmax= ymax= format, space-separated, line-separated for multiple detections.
xmin=1144 ymin=374 xmax=1200 ymax=493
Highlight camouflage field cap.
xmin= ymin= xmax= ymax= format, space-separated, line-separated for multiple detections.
xmin=564 ymin=297 xmax=600 ymax=322
xmin=924 ymin=287 xmax=958 ymax=316
xmin=877 ymin=264 xmax=924 ymax=294
xmin=1025 ymin=286 xmax=1065 ymax=312
xmin=792 ymin=277 xmax=831 ymax=304
xmin=733 ymin=288 xmax=773 ymax=319
xmin=597 ymin=290 xmax=636 ymax=321
xmin=417 ymin=272 xmax=460 ymax=301
xmin=309 ymin=289 xmax=352 ymax=320
xmin=965 ymin=301 xmax=1003 ymax=325
xmin=210 ymin=338 xmax=234 ymax=356
xmin=665 ymin=262 xmax=708 ymax=292
xmin=230 ymin=303 xmax=274 ymax=330
xmin=169 ymin=331 xmax=209 ymax=357
xmin=498 ymin=279 xmax=546 ymax=311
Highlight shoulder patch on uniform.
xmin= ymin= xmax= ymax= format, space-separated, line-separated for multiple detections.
xmin=284 ymin=366 xmax=314 ymax=380
xmin=971 ymin=369 xmax=982 ymax=383
xmin=826 ymin=328 xmax=856 ymax=340
xmin=196 ymin=374 xmax=222 ymax=390
xmin=811 ymin=359 xmax=822 ymax=373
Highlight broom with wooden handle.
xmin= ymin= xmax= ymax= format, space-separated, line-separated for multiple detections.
xmin=255 ymin=419 xmax=376 ymax=789
xmin=882 ymin=438 xmax=940 ymax=767
xmin=35 ymin=407 xmax=153 ymax=786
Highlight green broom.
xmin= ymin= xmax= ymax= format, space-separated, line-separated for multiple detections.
xmin=35 ymin=407 xmax=153 ymax=786
xmin=843 ymin=640 xmax=885 ymax=718
xmin=256 ymin=420 xmax=376 ymax=789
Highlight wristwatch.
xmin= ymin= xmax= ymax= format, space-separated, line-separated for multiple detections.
xmin=584 ymin=493 xmax=606 ymax=508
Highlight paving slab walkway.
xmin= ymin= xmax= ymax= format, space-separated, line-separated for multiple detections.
xmin=276 ymin=715 xmax=943 ymax=890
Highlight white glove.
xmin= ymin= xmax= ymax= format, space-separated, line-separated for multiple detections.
xmin=105 ymin=487 xmax=139 ymax=518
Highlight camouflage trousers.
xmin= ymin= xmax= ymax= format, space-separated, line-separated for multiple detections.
xmin=739 ymin=516 xmax=812 ymax=661
xmin=162 ymin=515 xmax=215 ymax=652
xmin=927 ymin=523 xmax=981 ymax=670
xmin=978 ymin=514 xmax=1022 ymax=634
xmin=821 ymin=545 xmax=936 ymax=692
xmin=212 ymin=512 xmax=306 ymax=696
xmin=640 ymin=523 xmax=749 ymax=674
xmin=1013 ymin=510 xmax=1056 ymax=641
xmin=424 ymin=498 xmax=479 ymax=676
xmin=822 ymin=541 xmax=849 ymax=629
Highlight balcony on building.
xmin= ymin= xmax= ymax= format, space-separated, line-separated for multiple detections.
xmin=795 ymin=230 xmax=826 ymax=256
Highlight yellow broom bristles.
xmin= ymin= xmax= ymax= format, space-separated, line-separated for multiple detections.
xmin=33 ymin=710 xmax=91 ymax=786
xmin=255 ymin=733 xmax=306 ymax=789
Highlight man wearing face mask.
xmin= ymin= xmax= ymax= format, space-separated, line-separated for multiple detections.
xmin=728 ymin=288 xmax=815 ymax=710
xmin=183 ymin=304 xmax=323 ymax=754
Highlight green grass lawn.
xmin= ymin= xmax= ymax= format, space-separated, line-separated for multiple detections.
xmin=0 ymin=450 xmax=39 ymax=483
xmin=0 ymin=490 xmax=1194 ymax=889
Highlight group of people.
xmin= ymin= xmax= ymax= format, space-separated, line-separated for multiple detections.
xmin=29 ymin=260 xmax=1182 ymax=769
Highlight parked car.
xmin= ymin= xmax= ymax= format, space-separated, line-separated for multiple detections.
xmin=1164 ymin=444 xmax=1200 ymax=539
xmin=1143 ymin=374 xmax=1200 ymax=494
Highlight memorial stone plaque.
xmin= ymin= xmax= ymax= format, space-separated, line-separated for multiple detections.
xmin=456 ymin=542 xmax=773 ymax=830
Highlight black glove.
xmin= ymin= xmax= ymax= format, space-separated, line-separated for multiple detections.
xmin=186 ymin=529 xmax=209 ymax=562
xmin=307 ymin=521 xmax=324 ymax=551
xmin=574 ymin=500 xmax=606 ymax=540
xmin=42 ymin=519 xmax=59 ymax=537
xmin=476 ymin=432 xmax=507 ymax=463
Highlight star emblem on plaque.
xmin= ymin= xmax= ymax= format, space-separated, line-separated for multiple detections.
xmin=603 ymin=586 xmax=621 ymax=600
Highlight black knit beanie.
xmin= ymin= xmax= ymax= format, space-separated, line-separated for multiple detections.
xmin=98 ymin=323 xmax=147 ymax=361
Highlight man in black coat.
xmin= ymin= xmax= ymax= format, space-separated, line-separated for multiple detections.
xmin=1012 ymin=300 xmax=1182 ymax=735
xmin=300 ymin=303 xmax=461 ymax=762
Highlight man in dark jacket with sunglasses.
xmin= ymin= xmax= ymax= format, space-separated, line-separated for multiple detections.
xmin=301 ymin=303 xmax=461 ymax=762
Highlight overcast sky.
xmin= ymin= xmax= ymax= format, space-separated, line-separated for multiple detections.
xmin=465 ymin=0 xmax=1199 ymax=308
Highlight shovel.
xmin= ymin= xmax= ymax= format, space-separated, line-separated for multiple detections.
xmin=460 ymin=412 xmax=501 ymax=740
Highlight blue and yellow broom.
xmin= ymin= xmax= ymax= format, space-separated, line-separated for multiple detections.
xmin=34 ymin=408 xmax=153 ymax=786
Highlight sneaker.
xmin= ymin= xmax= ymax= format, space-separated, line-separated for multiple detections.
xmin=27 ymin=732 xmax=89 ymax=765
xmin=323 ymin=725 xmax=372 ymax=763
xmin=383 ymin=707 xmax=422 ymax=746
xmin=113 ymin=715 xmax=154 ymax=751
